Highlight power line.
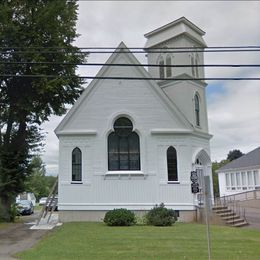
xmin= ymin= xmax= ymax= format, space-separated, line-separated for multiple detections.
xmin=1 ymin=45 xmax=260 ymax=50
xmin=1 ymin=50 xmax=260 ymax=54
xmin=1 ymin=74 xmax=260 ymax=81
xmin=1 ymin=46 xmax=260 ymax=55
xmin=0 ymin=61 xmax=260 ymax=68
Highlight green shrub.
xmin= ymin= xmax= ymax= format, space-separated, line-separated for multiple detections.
xmin=146 ymin=203 xmax=177 ymax=226
xmin=0 ymin=203 xmax=19 ymax=222
xmin=104 ymin=208 xmax=136 ymax=226
xmin=10 ymin=203 xmax=19 ymax=222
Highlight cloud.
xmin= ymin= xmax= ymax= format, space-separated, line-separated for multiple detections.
xmin=208 ymin=80 xmax=260 ymax=161
xmin=41 ymin=115 xmax=63 ymax=176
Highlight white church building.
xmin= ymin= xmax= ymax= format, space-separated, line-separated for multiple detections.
xmin=55 ymin=17 xmax=213 ymax=222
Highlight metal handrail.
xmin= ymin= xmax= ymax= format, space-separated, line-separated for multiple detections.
xmin=220 ymin=189 xmax=260 ymax=202
xmin=214 ymin=195 xmax=247 ymax=225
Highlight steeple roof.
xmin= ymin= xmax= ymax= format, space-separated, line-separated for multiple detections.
xmin=144 ymin=17 xmax=206 ymax=48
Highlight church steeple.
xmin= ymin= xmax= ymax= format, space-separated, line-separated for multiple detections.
xmin=144 ymin=17 xmax=206 ymax=81
xmin=144 ymin=17 xmax=209 ymax=133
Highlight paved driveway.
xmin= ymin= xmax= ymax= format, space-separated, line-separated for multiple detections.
xmin=243 ymin=206 xmax=260 ymax=230
xmin=0 ymin=212 xmax=50 ymax=259
xmin=233 ymin=199 xmax=260 ymax=230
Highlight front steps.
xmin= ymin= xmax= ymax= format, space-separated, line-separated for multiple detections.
xmin=212 ymin=206 xmax=248 ymax=227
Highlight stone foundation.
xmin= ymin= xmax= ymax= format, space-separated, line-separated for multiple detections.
xmin=58 ymin=210 xmax=197 ymax=223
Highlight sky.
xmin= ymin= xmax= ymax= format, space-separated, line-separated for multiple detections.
xmin=42 ymin=1 xmax=260 ymax=175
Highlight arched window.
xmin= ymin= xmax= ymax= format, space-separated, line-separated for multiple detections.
xmin=72 ymin=147 xmax=82 ymax=181
xmin=167 ymin=146 xmax=178 ymax=181
xmin=195 ymin=55 xmax=199 ymax=78
xmin=194 ymin=94 xmax=200 ymax=126
xmin=166 ymin=55 xmax=172 ymax=78
xmin=108 ymin=117 xmax=140 ymax=171
xmin=191 ymin=55 xmax=195 ymax=77
xmin=158 ymin=56 xmax=165 ymax=79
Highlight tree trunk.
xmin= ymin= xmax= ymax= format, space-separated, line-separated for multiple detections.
xmin=0 ymin=194 xmax=13 ymax=222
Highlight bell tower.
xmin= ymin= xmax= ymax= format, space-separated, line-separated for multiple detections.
xmin=144 ymin=17 xmax=209 ymax=133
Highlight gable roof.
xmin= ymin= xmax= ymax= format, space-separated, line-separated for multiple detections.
xmin=217 ymin=146 xmax=260 ymax=172
xmin=55 ymin=42 xmax=195 ymax=135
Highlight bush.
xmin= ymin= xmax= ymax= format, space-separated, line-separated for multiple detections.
xmin=10 ymin=203 xmax=19 ymax=222
xmin=146 ymin=203 xmax=177 ymax=226
xmin=104 ymin=208 xmax=136 ymax=226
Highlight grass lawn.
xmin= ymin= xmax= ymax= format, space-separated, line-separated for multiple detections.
xmin=17 ymin=222 xmax=260 ymax=260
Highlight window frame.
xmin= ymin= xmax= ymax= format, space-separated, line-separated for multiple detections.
xmin=167 ymin=146 xmax=179 ymax=183
xmin=108 ymin=117 xmax=141 ymax=172
xmin=71 ymin=147 xmax=82 ymax=183
xmin=158 ymin=56 xmax=165 ymax=79
xmin=166 ymin=55 xmax=172 ymax=78
xmin=194 ymin=93 xmax=200 ymax=127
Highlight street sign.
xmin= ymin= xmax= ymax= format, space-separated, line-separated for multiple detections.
xmin=191 ymin=182 xmax=200 ymax=193
xmin=191 ymin=186 xmax=200 ymax=194
xmin=190 ymin=171 xmax=198 ymax=182
xmin=191 ymin=182 xmax=199 ymax=188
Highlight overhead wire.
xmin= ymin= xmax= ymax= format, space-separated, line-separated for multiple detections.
xmin=1 ymin=45 xmax=260 ymax=54
xmin=0 ymin=75 xmax=260 ymax=81
xmin=2 ymin=49 xmax=260 ymax=54
xmin=0 ymin=61 xmax=260 ymax=68
xmin=0 ymin=45 xmax=259 ymax=81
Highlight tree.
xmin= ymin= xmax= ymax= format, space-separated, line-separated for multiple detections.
xmin=0 ymin=1 xmax=87 ymax=221
xmin=25 ymin=156 xmax=53 ymax=202
xmin=227 ymin=149 xmax=244 ymax=161
xmin=212 ymin=159 xmax=229 ymax=197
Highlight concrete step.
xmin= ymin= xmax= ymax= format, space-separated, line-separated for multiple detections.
xmin=215 ymin=209 xmax=232 ymax=214
xmin=212 ymin=206 xmax=228 ymax=211
xmin=218 ymin=212 xmax=236 ymax=217
xmin=232 ymin=221 xmax=249 ymax=227
xmin=222 ymin=215 xmax=240 ymax=221
xmin=226 ymin=218 xmax=246 ymax=225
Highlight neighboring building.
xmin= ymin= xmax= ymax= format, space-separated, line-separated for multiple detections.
xmin=55 ymin=17 xmax=213 ymax=222
xmin=217 ymin=147 xmax=260 ymax=197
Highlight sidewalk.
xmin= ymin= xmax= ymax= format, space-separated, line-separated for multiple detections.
xmin=30 ymin=212 xmax=62 ymax=230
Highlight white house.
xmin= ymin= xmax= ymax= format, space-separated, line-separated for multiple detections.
xmin=55 ymin=17 xmax=213 ymax=222
xmin=217 ymin=147 xmax=260 ymax=197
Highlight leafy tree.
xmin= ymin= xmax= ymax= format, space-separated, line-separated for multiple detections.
xmin=0 ymin=1 xmax=86 ymax=221
xmin=227 ymin=149 xmax=244 ymax=161
xmin=45 ymin=175 xmax=57 ymax=195
xmin=212 ymin=159 xmax=229 ymax=197
xmin=25 ymin=156 xmax=56 ymax=202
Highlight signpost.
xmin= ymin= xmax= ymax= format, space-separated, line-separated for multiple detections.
xmin=191 ymin=182 xmax=200 ymax=193
xmin=190 ymin=171 xmax=198 ymax=182
xmin=190 ymin=171 xmax=199 ymax=194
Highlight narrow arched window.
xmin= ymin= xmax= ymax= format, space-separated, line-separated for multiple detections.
xmin=167 ymin=146 xmax=178 ymax=181
xmin=194 ymin=94 xmax=200 ymax=126
xmin=195 ymin=56 xmax=199 ymax=78
xmin=158 ymin=56 xmax=165 ymax=79
xmin=191 ymin=55 xmax=195 ymax=77
xmin=166 ymin=55 xmax=172 ymax=78
xmin=72 ymin=147 xmax=82 ymax=181
xmin=108 ymin=117 xmax=140 ymax=171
